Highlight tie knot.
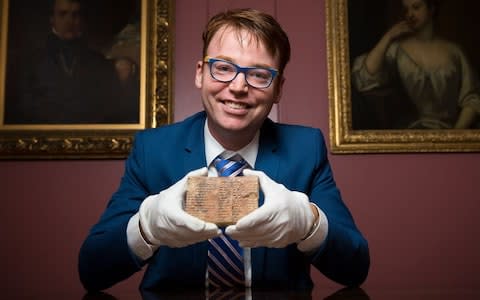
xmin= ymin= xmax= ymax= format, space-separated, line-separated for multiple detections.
xmin=213 ymin=154 xmax=248 ymax=177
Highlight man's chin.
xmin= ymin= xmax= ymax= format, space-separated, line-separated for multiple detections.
xmin=220 ymin=124 xmax=248 ymax=133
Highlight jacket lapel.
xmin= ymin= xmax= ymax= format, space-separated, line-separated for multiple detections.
xmin=251 ymin=119 xmax=279 ymax=283
xmin=182 ymin=112 xmax=208 ymax=173
xmin=180 ymin=112 xmax=210 ymax=274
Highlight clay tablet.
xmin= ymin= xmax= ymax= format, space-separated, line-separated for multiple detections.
xmin=184 ymin=176 xmax=259 ymax=226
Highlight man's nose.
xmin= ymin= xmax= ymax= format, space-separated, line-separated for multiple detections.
xmin=228 ymin=72 xmax=249 ymax=91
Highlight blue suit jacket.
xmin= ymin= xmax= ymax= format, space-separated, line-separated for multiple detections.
xmin=79 ymin=111 xmax=369 ymax=291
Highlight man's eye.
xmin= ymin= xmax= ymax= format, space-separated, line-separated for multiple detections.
xmin=215 ymin=64 xmax=234 ymax=72
xmin=249 ymin=70 xmax=270 ymax=80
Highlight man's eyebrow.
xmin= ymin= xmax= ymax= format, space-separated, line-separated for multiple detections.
xmin=211 ymin=56 xmax=275 ymax=69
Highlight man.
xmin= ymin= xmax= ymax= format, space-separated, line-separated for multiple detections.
xmin=79 ymin=8 xmax=369 ymax=293
xmin=4 ymin=0 xmax=121 ymax=124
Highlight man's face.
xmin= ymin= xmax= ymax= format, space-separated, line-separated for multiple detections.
xmin=50 ymin=0 xmax=83 ymax=40
xmin=195 ymin=26 xmax=283 ymax=145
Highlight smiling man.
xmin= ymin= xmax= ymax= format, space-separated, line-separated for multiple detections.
xmin=79 ymin=8 xmax=369 ymax=295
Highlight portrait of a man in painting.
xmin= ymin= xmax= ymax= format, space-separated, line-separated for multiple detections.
xmin=3 ymin=0 xmax=140 ymax=124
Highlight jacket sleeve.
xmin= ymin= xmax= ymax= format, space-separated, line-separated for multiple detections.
xmin=78 ymin=131 xmax=151 ymax=291
xmin=308 ymin=130 xmax=370 ymax=286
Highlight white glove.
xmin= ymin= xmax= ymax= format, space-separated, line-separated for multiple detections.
xmin=226 ymin=169 xmax=315 ymax=248
xmin=139 ymin=167 xmax=221 ymax=247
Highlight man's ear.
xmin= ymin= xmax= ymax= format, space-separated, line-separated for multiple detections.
xmin=195 ymin=61 xmax=204 ymax=88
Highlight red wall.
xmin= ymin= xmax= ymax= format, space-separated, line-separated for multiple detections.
xmin=1 ymin=0 xmax=479 ymax=297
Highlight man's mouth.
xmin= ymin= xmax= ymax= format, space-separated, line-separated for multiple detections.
xmin=223 ymin=100 xmax=250 ymax=109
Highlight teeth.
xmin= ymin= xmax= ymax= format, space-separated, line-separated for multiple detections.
xmin=225 ymin=101 xmax=247 ymax=109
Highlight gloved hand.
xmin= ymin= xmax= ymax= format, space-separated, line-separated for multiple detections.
xmin=226 ymin=169 xmax=315 ymax=248
xmin=139 ymin=167 xmax=221 ymax=247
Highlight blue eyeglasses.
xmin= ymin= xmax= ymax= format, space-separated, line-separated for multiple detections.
xmin=203 ymin=56 xmax=278 ymax=89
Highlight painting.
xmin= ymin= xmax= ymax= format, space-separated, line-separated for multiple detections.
xmin=0 ymin=0 xmax=173 ymax=159
xmin=326 ymin=0 xmax=480 ymax=153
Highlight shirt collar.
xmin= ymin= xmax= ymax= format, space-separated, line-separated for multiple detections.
xmin=204 ymin=120 xmax=259 ymax=168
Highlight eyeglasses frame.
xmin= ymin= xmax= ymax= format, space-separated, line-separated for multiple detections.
xmin=203 ymin=56 xmax=279 ymax=89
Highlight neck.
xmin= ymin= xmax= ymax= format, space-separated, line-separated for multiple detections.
xmin=207 ymin=122 xmax=257 ymax=151
xmin=215 ymin=132 xmax=254 ymax=151
xmin=413 ymin=22 xmax=435 ymax=41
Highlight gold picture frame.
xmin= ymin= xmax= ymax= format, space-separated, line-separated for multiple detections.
xmin=0 ymin=0 xmax=174 ymax=159
xmin=326 ymin=0 xmax=480 ymax=153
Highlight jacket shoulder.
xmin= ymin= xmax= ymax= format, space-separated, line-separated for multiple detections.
xmin=264 ymin=120 xmax=326 ymax=143
xmin=136 ymin=111 xmax=206 ymax=140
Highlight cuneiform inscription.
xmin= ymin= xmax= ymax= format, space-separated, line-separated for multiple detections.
xmin=184 ymin=176 xmax=259 ymax=226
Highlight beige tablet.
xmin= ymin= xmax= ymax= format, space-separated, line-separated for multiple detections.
xmin=184 ymin=176 xmax=259 ymax=226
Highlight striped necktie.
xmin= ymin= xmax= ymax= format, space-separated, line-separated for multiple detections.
xmin=207 ymin=154 xmax=247 ymax=288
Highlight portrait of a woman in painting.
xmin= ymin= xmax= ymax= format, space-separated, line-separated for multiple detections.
xmin=349 ymin=0 xmax=480 ymax=130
